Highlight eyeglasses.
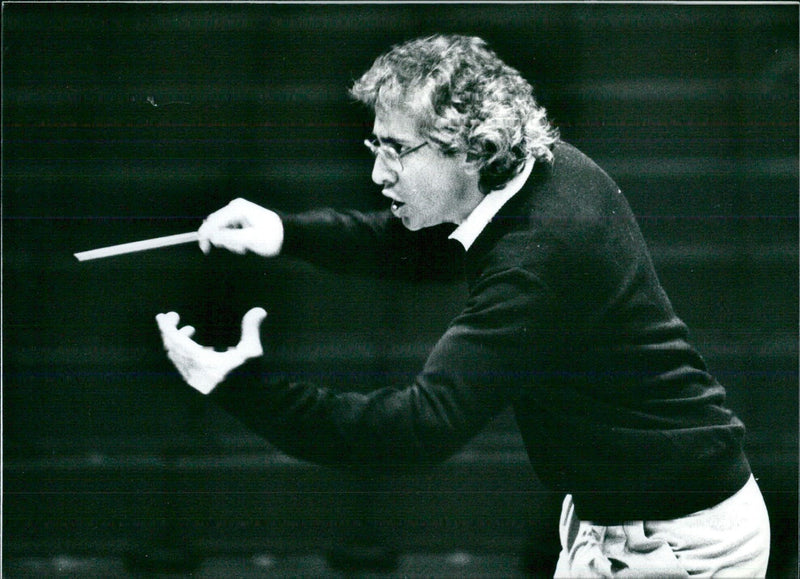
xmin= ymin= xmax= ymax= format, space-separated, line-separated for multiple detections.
xmin=364 ymin=138 xmax=428 ymax=173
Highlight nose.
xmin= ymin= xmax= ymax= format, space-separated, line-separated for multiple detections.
xmin=371 ymin=155 xmax=397 ymax=187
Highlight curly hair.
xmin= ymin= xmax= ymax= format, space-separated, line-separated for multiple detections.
xmin=350 ymin=34 xmax=559 ymax=193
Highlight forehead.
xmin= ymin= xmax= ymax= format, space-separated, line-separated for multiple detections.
xmin=372 ymin=107 xmax=421 ymax=143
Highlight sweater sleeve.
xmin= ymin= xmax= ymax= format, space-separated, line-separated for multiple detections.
xmin=279 ymin=208 xmax=462 ymax=282
xmin=208 ymin=266 xmax=548 ymax=468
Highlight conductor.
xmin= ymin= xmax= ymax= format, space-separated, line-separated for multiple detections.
xmin=157 ymin=35 xmax=770 ymax=577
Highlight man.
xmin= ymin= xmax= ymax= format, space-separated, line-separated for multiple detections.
xmin=157 ymin=35 xmax=770 ymax=576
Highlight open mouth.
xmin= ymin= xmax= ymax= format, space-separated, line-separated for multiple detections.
xmin=391 ymin=200 xmax=405 ymax=212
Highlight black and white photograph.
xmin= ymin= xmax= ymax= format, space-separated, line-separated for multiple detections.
xmin=3 ymin=2 xmax=798 ymax=577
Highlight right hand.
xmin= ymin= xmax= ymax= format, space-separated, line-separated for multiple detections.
xmin=198 ymin=198 xmax=284 ymax=257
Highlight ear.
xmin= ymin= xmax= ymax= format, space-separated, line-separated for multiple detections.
xmin=457 ymin=157 xmax=485 ymax=198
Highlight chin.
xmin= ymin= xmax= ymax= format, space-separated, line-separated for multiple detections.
xmin=401 ymin=217 xmax=423 ymax=231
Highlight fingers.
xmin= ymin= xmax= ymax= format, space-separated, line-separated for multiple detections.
xmin=156 ymin=312 xmax=200 ymax=353
xmin=241 ymin=307 xmax=268 ymax=330
xmin=197 ymin=198 xmax=255 ymax=255
xmin=201 ymin=228 xmax=250 ymax=255
xmin=156 ymin=309 xmax=265 ymax=358
xmin=156 ymin=308 xmax=267 ymax=394
xmin=156 ymin=311 xmax=181 ymax=332
xmin=199 ymin=236 xmax=211 ymax=255
xmin=196 ymin=198 xmax=284 ymax=257
xmin=237 ymin=307 xmax=268 ymax=358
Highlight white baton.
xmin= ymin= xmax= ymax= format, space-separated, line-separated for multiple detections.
xmin=74 ymin=231 xmax=199 ymax=261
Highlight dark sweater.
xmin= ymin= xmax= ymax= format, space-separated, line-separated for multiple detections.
xmin=211 ymin=141 xmax=751 ymax=523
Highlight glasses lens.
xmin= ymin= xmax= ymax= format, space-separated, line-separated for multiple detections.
xmin=383 ymin=148 xmax=402 ymax=171
xmin=365 ymin=139 xmax=403 ymax=172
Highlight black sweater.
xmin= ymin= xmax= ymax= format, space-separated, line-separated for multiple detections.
xmin=211 ymin=142 xmax=751 ymax=523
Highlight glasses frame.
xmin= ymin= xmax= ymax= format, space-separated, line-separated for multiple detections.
xmin=364 ymin=138 xmax=428 ymax=172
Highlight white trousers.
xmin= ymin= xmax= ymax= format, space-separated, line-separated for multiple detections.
xmin=554 ymin=476 xmax=770 ymax=578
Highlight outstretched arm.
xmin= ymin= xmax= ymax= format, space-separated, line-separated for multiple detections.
xmin=196 ymin=198 xmax=462 ymax=282
xmin=281 ymin=208 xmax=463 ymax=281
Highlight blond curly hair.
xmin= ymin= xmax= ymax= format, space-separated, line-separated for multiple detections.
xmin=350 ymin=34 xmax=559 ymax=193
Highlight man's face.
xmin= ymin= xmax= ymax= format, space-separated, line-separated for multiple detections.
xmin=371 ymin=108 xmax=482 ymax=231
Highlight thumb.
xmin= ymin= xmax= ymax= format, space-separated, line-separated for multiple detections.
xmin=237 ymin=307 xmax=267 ymax=358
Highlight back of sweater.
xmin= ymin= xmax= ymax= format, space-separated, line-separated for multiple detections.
xmin=472 ymin=142 xmax=751 ymax=522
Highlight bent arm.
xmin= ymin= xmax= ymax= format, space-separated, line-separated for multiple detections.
xmin=208 ymin=267 xmax=548 ymax=468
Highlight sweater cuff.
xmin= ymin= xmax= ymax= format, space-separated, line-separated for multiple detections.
xmin=276 ymin=212 xmax=303 ymax=258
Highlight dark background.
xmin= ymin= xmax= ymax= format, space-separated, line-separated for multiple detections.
xmin=4 ymin=3 xmax=798 ymax=576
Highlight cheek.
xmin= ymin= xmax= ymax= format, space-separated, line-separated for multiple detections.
xmin=403 ymin=158 xmax=470 ymax=219
xmin=414 ymin=167 xmax=454 ymax=199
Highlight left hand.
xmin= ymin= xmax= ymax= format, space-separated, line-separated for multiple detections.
xmin=156 ymin=307 xmax=267 ymax=394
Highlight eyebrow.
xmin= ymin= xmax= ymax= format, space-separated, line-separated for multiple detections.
xmin=372 ymin=134 xmax=404 ymax=147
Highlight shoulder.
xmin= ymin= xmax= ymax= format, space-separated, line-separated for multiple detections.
xmin=489 ymin=142 xmax=625 ymax=242
xmin=547 ymin=141 xmax=622 ymax=201
xmin=473 ymin=142 xmax=640 ymax=277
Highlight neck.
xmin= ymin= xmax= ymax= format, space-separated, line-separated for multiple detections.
xmin=453 ymin=184 xmax=486 ymax=225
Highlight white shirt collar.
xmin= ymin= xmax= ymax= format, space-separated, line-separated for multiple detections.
xmin=448 ymin=159 xmax=535 ymax=251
